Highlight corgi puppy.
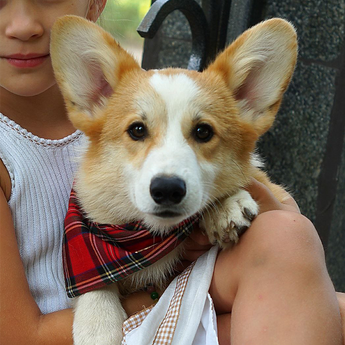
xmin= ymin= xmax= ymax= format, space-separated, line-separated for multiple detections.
xmin=51 ymin=16 xmax=297 ymax=345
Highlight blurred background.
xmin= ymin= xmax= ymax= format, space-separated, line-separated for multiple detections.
xmin=98 ymin=0 xmax=151 ymax=62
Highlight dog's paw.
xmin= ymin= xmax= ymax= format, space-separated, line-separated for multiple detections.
xmin=202 ymin=190 xmax=259 ymax=247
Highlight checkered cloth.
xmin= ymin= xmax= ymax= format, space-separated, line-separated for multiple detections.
xmin=63 ymin=189 xmax=200 ymax=297
xmin=151 ymin=262 xmax=194 ymax=344
xmin=122 ymin=262 xmax=194 ymax=345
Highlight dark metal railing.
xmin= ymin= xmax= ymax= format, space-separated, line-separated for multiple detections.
xmin=137 ymin=0 xmax=260 ymax=71
xmin=138 ymin=0 xmax=209 ymax=71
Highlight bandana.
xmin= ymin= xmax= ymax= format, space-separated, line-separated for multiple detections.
xmin=63 ymin=189 xmax=200 ymax=298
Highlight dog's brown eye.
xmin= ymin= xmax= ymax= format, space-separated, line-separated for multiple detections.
xmin=127 ymin=122 xmax=147 ymax=141
xmin=194 ymin=123 xmax=213 ymax=142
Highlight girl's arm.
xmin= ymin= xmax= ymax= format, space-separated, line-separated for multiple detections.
xmin=337 ymin=292 xmax=345 ymax=343
xmin=0 ymin=187 xmax=74 ymax=345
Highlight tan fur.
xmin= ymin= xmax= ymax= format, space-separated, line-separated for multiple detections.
xmin=51 ymin=16 xmax=297 ymax=345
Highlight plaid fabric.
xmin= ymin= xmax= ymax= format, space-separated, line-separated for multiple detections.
xmin=63 ymin=189 xmax=200 ymax=297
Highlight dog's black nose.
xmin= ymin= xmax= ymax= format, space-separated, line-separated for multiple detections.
xmin=150 ymin=176 xmax=186 ymax=205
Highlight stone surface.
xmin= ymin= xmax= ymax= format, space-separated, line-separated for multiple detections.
xmin=157 ymin=38 xmax=192 ymax=68
xmin=161 ymin=9 xmax=192 ymax=40
xmin=327 ymin=138 xmax=345 ymax=291
xmin=264 ymin=0 xmax=345 ymax=61
xmin=257 ymin=61 xmax=337 ymax=223
xmin=226 ymin=0 xmax=255 ymax=43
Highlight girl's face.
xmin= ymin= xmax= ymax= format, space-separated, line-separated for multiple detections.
xmin=0 ymin=0 xmax=102 ymax=97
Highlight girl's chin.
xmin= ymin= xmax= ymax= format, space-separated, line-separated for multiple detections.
xmin=1 ymin=78 xmax=57 ymax=98
xmin=0 ymin=60 xmax=57 ymax=97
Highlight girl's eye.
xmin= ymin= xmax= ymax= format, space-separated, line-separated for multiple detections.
xmin=193 ymin=123 xmax=214 ymax=143
xmin=127 ymin=122 xmax=147 ymax=141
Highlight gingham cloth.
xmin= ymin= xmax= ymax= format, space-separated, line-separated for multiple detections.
xmin=122 ymin=246 xmax=219 ymax=345
xmin=63 ymin=189 xmax=200 ymax=297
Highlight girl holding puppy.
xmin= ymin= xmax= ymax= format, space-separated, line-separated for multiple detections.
xmin=0 ymin=0 xmax=344 ymax=344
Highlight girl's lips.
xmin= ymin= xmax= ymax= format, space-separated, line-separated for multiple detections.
xmin=5 ymin=54 xmax=50 ymax=68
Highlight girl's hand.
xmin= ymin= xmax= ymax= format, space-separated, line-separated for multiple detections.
xmin=245 ymin=178 xmax=300 ymax=214
xmin=183 ymin=226 xmax=213 ymax=261
xmin=174 ymin=225 xmax=212 ymax=273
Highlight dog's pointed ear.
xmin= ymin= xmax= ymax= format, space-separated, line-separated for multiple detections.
xmin=206 ymin=18 xmax=297 ymax=135
xmin=50 ymin=15 xmax=141 ymax=134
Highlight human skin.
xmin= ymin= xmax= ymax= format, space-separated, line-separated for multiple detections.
xmin=337 ymin=292 xmax=345 ymax=344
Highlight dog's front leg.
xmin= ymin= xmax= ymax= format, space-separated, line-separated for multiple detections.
xmin=202 ymin=189 xmax=259 ymax=247
xmin=73 ymin=284 xmax=127 ymax=345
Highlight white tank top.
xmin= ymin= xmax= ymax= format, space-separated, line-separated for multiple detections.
xmin=0 ymin=113 xmax=83 ymax=314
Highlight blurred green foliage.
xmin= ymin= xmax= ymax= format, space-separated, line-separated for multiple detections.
xmin=99 ymin=0 xmax=151 ymax=50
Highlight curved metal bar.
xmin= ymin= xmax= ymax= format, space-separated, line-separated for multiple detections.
xmin=137 ymin=0 xmax=209 ymax=71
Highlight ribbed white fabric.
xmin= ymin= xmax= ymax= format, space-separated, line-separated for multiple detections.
xmin=0 ymin=113 xmax=84 ymax=314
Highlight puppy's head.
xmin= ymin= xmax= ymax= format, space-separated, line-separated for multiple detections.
xmin=51 ymin=16 xmax=297 ymax=231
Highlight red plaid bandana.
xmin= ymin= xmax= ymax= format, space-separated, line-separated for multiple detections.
xmin=63 ymin=189 xmax=200 ymax=297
